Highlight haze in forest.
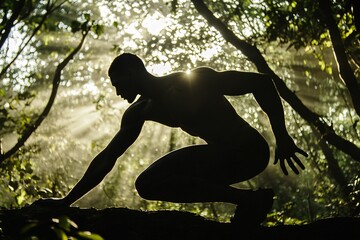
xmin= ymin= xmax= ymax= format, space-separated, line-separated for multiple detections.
xmin=0 ymin=0 xmax=359 ymax=224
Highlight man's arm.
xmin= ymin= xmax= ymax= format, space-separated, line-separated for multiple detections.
xmin=62 ymin=120 xmax=143 ymax=206
xmin=201 ymin=69 xmax=308 ymax=175
xmin=238 ymin=73 xmax=308 ymax=175
xmin=34 ymin=101 xmax=145 ymax=207
xmin=197 ymin=69 xmax=290 ymax=137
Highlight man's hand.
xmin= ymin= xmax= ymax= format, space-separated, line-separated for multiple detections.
xmin=31 ymin=198 xmax=69 ymax=208
xmin=274 ymin=135 xmax=308 ymax=175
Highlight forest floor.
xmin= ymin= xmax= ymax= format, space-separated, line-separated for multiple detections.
xmin=0 ymin=206 xmax=359 ymax=240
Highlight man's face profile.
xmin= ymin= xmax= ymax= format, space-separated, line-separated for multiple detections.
xmin=108 ymin=54 xmax=147 ymax=104
xmin=110 ymin=72 xmax=137 ymax=103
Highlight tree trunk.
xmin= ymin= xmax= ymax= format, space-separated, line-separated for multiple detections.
xmin=311 ymin=126 xmax=351 ymax=199
xmin=318 ymin=0 xmax=360 ymax=116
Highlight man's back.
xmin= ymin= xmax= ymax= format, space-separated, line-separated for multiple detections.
xmin=127 ymin=67 xmax=251 ymax=144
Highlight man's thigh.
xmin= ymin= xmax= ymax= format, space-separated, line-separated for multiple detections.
xmin=139 ymin=144 xmax=259 ymax=185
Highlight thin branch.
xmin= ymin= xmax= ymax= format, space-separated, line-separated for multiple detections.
xmin=0 ymin=0 xmax=26 ymax=50
xmin=0 ymin=0 xmax=68 ymax=78
xmin=0 ymin=29 xmax=89 ymax=163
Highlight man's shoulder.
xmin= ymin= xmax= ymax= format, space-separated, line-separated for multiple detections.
xmin=125 ymin=96 xmax=150 ymax=113
xmin=189 ymin=67 xmax=222 ymax=92
xmin=121 ymin=97 xmax=150 ymax=122
xmin=191 ymin=67 xmax=217 ymax=75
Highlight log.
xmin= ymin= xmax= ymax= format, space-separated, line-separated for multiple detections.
xmin=0 ymin=206 xmax=359 ymax=239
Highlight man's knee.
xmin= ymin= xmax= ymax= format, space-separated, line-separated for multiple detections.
xmin=135 ymin=173 xmax=157 ymax=200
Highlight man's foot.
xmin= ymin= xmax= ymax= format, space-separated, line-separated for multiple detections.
xmin=230 ymin=189 xmax=274 ymax=226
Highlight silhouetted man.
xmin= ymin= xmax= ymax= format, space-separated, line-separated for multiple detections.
xmin=35 ymin=53 xmax=307 ymax=225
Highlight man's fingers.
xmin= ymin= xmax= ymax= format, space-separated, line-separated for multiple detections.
xmin=280 ymin=159 xmax=288 ymax=175
xmin=297 ymin=148 xmax=308 ymax=158
xmin=287 ymin=158 xmax=300 ymax=175
xmin=274 ymin=150 xmax=279 ymax=165
xmin=293 ymin=155 xmax=305 ymax=170
xmin=275 ymin=146 xmax=307 ymax=175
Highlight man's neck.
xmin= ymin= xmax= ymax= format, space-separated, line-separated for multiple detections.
xmin=138 ymin=73 xmax=164 ymax=98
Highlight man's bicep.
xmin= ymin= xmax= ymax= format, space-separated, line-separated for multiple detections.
xmin=104 ymin=104 xmax=145 ymax=158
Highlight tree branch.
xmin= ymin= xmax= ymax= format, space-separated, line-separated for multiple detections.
xmin=191 ymin=0 xmax=360 ymax=162
xmin=0 ymin=0 xmax=26 ymax=50
xmin=0 ymin=30 xmax=89 ymax=163
xmin=0 ymin=0 xmax=68 ymax=79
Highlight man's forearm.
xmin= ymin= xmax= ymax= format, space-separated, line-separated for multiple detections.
xmin=254 ymin=77 xmax=289 ymax=140
xmin=63 ymin=152 xmax=117 ymax=205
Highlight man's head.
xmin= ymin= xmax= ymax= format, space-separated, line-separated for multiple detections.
xmin=108 ymin=53 xmax=147 ymax=103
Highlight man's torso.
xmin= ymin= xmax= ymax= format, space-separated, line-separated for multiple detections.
xmin=126 ymin=70 xmax=256 ymax=144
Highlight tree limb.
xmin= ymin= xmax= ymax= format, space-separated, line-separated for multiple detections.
xmin=0 ymin=0 xmax=68 ymax=79
xmin=0 ymin=0 xmax=26 ymax=50
xmin=0 ymin=30 xmax=89 ymax=163
xmin=1 ymin=207 xmax=359 ymax=240
xmin=191 ymin=0 xmax=360 ymax=162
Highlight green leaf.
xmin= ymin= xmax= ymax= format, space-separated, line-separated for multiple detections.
xmin=318 ymin=60 xmax=326 ymax=70
xmin=20 ymin=222 xmax=40 ymax=237
xmin=92 ymin=24 xmax=104 ymax=36
xmin=16 ymin=189 xmax=27 ymax=205
xmin=0 ymin=88 xmax=5 ymax=96
xmin=25 ymin=163 xmax=33 ymax=174
xmin=71 ymin=20 xmax=82 ymax=33
xmin=53 ymin=228 xmax=68 ymax=240
xmin=77 ymin=231 xmax=104 ymax=240
xmin=57 ymin=216 xmax=78 ymax=231
xmin=84 ymin=13 xmax=91 ymax=21
xmin=81 ymin=22 xmax=90 ymax=32
xmin=8 ymin=180 xmax=19 ymax=191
